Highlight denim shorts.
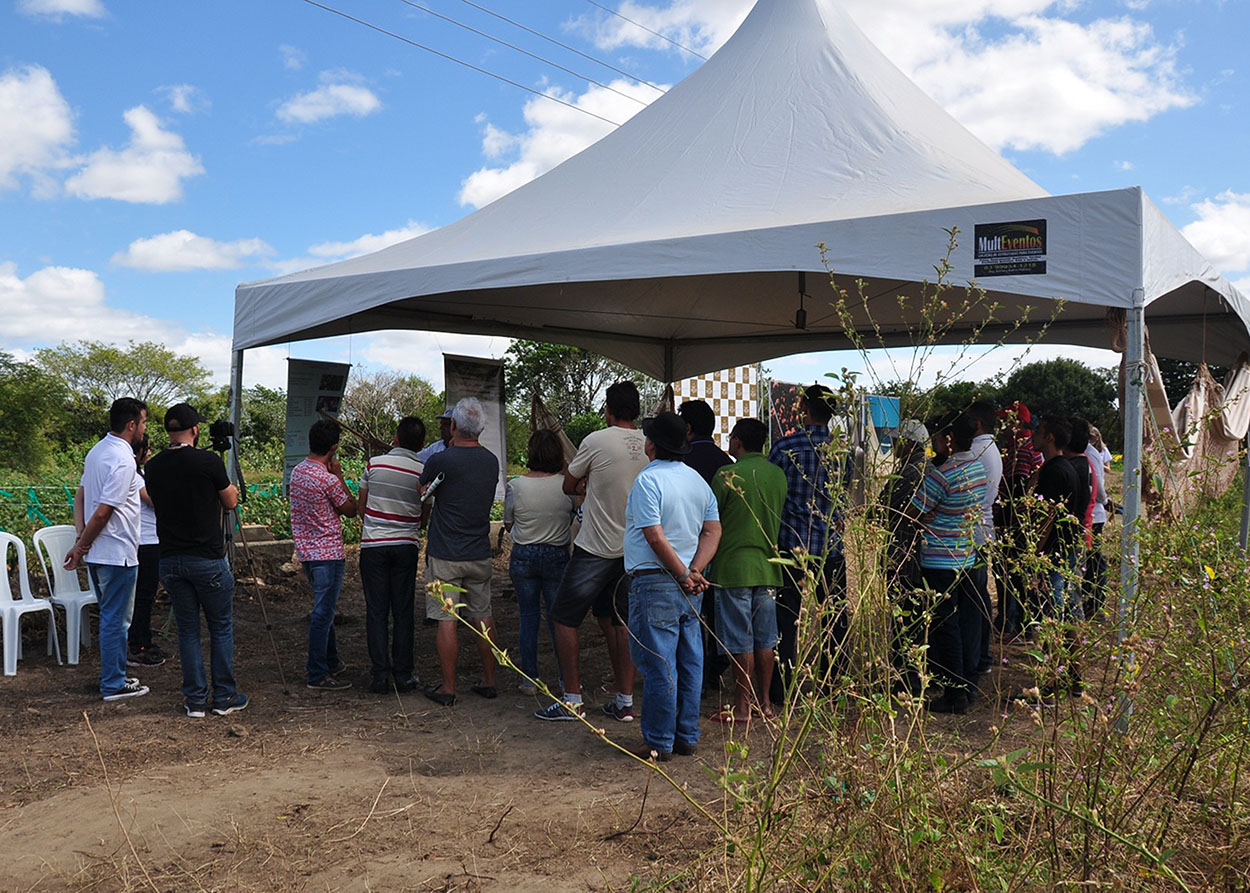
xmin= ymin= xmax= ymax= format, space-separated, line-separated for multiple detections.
xmin=714 ymin=586 xmax=779 ymax=654
xmin=549 ymin=546 xmax=629 ymax=628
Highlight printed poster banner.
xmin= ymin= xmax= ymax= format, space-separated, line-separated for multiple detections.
xmin=444 ymin=354 xmax=507 ymax=500
xmin=974 ymin=218 xmax=1047 ymax=277
xmin=284 ymin=359 xmax=351 ymax=492
xmin=768 ymin=379 xmax=805 ymax=444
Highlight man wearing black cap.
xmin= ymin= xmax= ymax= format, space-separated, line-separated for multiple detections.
xmin=144 ymin=402 xmax=247 ymax=718
xmin=622 ymin=411 xmax=721 ymax=760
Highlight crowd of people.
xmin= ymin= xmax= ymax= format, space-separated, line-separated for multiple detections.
xmin=59 ymin=381 xmax=1113 ymax=755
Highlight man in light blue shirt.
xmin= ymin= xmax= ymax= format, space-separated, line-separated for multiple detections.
xmin=416 ymin=409 xmax=453 ymax=464
xmin=623 ymin=412 xmax=721 ymax=761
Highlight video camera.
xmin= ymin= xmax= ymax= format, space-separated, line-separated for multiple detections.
xmin=209 ymin=419 xmax=235 ymax=453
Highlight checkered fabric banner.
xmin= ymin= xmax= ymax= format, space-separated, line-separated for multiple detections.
xmin=671 ymin=365 xmax=760 ymax=450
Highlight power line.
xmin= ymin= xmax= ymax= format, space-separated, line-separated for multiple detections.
xmin=582 ymin=0 xmax=708 ymax=60
xmin=397 ymin=0 xmax=649 ymax=107
xmin=298 ymin=0 xmax=624 ymax=127
xmin=457 ymin=0 xmax=666 ymax=95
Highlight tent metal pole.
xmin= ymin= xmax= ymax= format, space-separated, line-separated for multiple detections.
xmin=1240 ymin=431 xmax=1250 ymax=554
xmin=228 ymin=348 xmax=244 ymax=486
xmin=1116 ymin=289 xmax=1146 ymax=732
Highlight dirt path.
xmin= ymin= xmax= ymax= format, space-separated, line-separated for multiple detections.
xmin=0 ymin=554 xmax=724 ymax=892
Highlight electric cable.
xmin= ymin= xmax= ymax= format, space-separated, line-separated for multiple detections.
xmin=298 ymin=0 xmax=624 ymax=127
xmin=398 ymin=0 xmax=649 ymax=106
xmin=458 ymin=0 xmax=665 ymax=94
xmin=582 ymin=0 xmax=708 ymax=60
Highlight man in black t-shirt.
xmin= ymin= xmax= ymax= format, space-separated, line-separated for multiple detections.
xmin=1027 ymin=415 xmax=1085 ymax=702
xmin=144 ymin=403 xmax=246 ymax=719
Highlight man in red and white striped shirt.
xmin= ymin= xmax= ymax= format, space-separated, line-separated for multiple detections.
xmin=359 ymin=416 xmax=427 ymax=694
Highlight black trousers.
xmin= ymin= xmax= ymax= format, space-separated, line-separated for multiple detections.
xmin=769 ymin=550 xmax=848 ymax=704
xmin=129 ymin=543 xmax=161 ymax=651
xmin=922 ymin=566 xmax=982 ymax=693
xmin=1083 ymin=522 xmax=1108 ymax=619
xmin=360 ymin=544 xmax=420 ymax=680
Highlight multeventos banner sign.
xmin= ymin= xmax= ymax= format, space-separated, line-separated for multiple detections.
xmin=974 ymin=219 xmax=1047 ymax=277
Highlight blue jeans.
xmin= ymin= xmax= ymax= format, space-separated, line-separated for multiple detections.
xmin=87 ymin=563 xmax=136 ymax=696
xmin=1047 ymin=550 xmax=1085 ymax=622
xmin=509 ymin=543 xmax=568 ymax=680
xmin=304 ymin=560 xmax=345 ymax=684
xmin=160 ymin=554 xmax=238 ymax=708
xmin=627 ymin=575 xmax=703 ymax=753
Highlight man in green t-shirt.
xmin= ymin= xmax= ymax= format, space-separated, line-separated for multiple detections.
xmin=709 ymin=418 xmax=787 ymax=723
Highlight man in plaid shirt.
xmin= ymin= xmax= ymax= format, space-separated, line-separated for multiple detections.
xmin=767 ymin=384 xmax=848 ymax=703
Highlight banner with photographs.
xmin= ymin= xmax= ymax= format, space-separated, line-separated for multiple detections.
xmin=444 ymin=354 xmax=508 ymax=500
xmin=284 ymin=359 xmax=351 ymax=492
xmin=768 ymin=380 xmax=805 ymax=444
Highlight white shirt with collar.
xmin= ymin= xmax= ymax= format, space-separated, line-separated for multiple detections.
xmin=970 ymin=433 xmax=1004 ymax=546
xmin=81 ymin=433 xmax=141 ymax=566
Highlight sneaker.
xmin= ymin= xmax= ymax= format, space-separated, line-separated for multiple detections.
xmin=125 ymin=676 xmax=140 ymax=686
xmin=127 ymin=646 xmax=167 ymax=667
xmin=394 ymin=675 xmax=421 ymax=693
xmin=602 ymin=701 xmax=635 ymax=723
xmin=673 ymin=741 xmax=698 ymax=757
xmin=627 ymin=743 xmax=672 ymax=762
xmin=307 ymin=675 xmax=351 ymax=691
xmin=534 ymin=700 xmax=584 ymax=722
xmin=329 ymin=660 xmax=348 ymax=675
xmin=185 ymin=703 xmax=207 ymax=718
xmin=212 ymin=693 xmax=249 ymax=716
xmin=103 ymin=680 xmax=150 ymax=702
xmin=369 ymin=677 xmax=391 ymax=694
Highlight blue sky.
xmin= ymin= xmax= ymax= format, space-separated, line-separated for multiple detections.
xmin=2 ymin=0 xmax=1248 ymax=397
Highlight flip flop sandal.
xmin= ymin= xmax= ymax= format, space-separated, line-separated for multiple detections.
xmin=471 ymin=684 xmax=498 ymax=700
xmin=708 ymin=709 xmax=750 ymax=725
xmin=423 ymin=684 xmax=456 ymax=706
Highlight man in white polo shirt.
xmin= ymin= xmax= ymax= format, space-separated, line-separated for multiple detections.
xmin=65 ymin=397 xmax=149 ymax=701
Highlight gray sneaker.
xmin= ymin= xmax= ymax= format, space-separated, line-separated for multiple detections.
xmin=186 ymin=703 xmax=207 ymax=718
xmin=534 ymin=700 xmax=584 ymax=722
xmin=307 ymin=675 xmax=351 ymax=691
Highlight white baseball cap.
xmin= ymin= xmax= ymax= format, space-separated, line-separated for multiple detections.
xmin=889 ymin=419 xmax=929 ymax=444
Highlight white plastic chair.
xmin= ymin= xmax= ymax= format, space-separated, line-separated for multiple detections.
xmin=1 ymin=532 xmax=62 ymax=676
xmin=33 ymin=525 xmax=96 ymax=665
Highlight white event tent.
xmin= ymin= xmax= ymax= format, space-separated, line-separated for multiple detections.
xmin=231 ymin=0 xmax=1250 ymax=620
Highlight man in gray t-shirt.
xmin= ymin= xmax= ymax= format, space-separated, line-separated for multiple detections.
xmin=418 ymin=397 xmax=501 ymax=706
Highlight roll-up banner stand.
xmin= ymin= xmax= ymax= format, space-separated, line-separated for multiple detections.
xmin=284 ymin=359 xmax=351 ymax=494
xmin=443 ymin=354 xmax=508 ymax=500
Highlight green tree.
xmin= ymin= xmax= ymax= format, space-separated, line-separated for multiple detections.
xmin=999 ymin=358 xmax=1120 ymax=448
xmin=341 ymin=370 xmax=443 ymax=455
xmin=36 ymin=339 xmax=213 ymax=408
xmin=504 ymin=340 xmax=659 ymax=426
xmin=240 ymin=384 xmax=287 ymax=448
xmin=1154 ymin=357 xmax=1229 ymax=407
xmin=0 ymin=352 xmax=69 ymax=473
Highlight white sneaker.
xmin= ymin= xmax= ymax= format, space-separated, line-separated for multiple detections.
xmin=103 ymin=680 xmax=150 ymax=701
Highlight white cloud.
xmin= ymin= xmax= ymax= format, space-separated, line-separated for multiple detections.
xmin=112 ymin=230 xmax=273 ymax=272
xmin=583 ymin=1 xmax=1193 ymax=157
xmin=64 ymin=105 xmax=204 ymax=203
xmin=0 ymin=64 xmax=75 ymax=194
xmin=458 ymin=79 xmax=662 ymax=209
xmin=1181 ymin=191 xmax=1250 ymax=275
xmin=1114 ymin=160 xmax=1134 ymax=171
xmin=158 ymin=83 xmax=208 ymax=115
xmin=308 ymin=221 xmax=431 ymax=259
xmin=0 ymin=261 xmax=168 ymax=345
xmin=276 ymin=74 xmax=380 ymax=125
xmin=17 ymin=0 xmax=105 ymax=19
xmin=913 ymin=15 xmax=1193 ymax=154
xmin=280 ymin=44 xmax=307 ymax=71
xmin=360 ymin=331 xmax=510 ymax=387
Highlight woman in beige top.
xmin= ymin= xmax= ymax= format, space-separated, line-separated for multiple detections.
xmin=504 ymin=430 xmax=576 ymax=694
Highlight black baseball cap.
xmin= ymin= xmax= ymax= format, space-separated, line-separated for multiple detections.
xmin=165 ymin=402 xmax=205 ymax=432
